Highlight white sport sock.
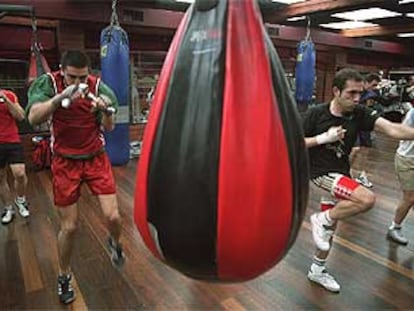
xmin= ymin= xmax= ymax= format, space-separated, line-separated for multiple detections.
xmin=389 ymin=221 xmax=401 ymax=230
xmin=318 ymin=210 xmax=334 ymax=227
xmin=311 ymin=257 xmax=326 ymax=273
xmin=4 ymin=204 xmax=13 ymax=211
xmin=16 ymin=196 xmax=26 ymax=203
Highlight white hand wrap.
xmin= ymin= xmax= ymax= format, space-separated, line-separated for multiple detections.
xmin=316 ymin=127 xmax=342 ymax=145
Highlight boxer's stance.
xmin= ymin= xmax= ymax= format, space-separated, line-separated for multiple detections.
xmin=27 ymin=50 xmax=125 ymax=304
xmin=303 ymin=68 xmax=414 ymax=292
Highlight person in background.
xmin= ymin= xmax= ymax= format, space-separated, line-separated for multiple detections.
xmin=303 ymin=68 xmax=414 ymax=293
xmin=387 ymin=107 xmax=414 ymax=245
xmin=0 ymin=89 xmax=30 ymax=225
xmin=350 ymin=73 xmax=382 ymax=188
xmin=26 ymin=50 xmax=125 ymax=305
xmin=402 ymin=74 xmax=414 ymax=105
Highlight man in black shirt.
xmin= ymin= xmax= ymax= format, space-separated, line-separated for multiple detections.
xmin=303 ymin=68 xmax=414 ymax=293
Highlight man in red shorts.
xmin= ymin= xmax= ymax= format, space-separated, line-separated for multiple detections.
xmin=26 ymin=50 xmax=125 ymax=304
xmin=0 ymin=89 xmax=30 ymax=224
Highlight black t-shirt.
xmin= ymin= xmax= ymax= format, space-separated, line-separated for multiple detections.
xmin=302 ymin=103 xmax=380 ymax=179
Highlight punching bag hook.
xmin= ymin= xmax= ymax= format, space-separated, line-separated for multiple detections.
xmin=110 ymin=0 xmax=119 ymax=27
xmin=305 ymin=16 xmax=311 ymax=41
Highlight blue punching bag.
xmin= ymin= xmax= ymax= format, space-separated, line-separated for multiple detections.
xmin=295 ymin=39 xmax=315 ymax=110
xmin=100 ymin=22 xmax=130 ymax=165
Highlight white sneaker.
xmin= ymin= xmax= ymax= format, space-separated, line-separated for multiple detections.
xmin=310 ymin=213 xmax=333 ymax=251
xmin=15 ymin=199 xmax=30 ymax=218
xmin=356 ymin=173 xmax=373 ymax=188
xmin=308 ymin=268 xmax=341 ymax=293
xmin=1 ymin=207 xmax=15 ymax=225
xmin=387 ymin=228 xmax=408 ymax=245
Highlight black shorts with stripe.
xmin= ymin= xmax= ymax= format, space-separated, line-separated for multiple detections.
xmin=0 ymin=143 xmax=25 ymax=168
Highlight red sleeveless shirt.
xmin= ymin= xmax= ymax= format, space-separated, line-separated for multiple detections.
xmin=48 ymin=71 xmax=105 ymax=157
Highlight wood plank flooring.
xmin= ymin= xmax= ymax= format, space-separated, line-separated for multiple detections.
xmin=1 ymin=132 xmax=413 ymax=309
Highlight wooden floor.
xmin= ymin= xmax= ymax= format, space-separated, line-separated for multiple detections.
xmin=1 ymin=132 xmax=414 ymax=310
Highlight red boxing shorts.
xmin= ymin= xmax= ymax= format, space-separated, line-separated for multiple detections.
xmin=51 ymin=152 xmax=116 ymax=206
xmin=312 ymin=173 xmax=360 ymax=200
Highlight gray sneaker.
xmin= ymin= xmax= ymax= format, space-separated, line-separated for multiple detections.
xmin=387 ymin=228 xmax=408 ymax=245
xmin=356 ymin=173 xmax=373 ymax=188
xmin=1 ymin=207 xmax=15 ymax=225
xmin=107 ymin=236 xmax=125 ymax=269
xmin=308 ymin=268 xmax=341 ymax=293
xmin=15 ymin=199 xmax=30 ymax=218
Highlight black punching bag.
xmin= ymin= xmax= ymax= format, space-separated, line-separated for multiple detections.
xmin=134 ymin=0 xmax=309 ymax=281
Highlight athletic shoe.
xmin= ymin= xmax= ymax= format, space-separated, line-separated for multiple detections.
xmin=310 ymin=213 xmax=334 ymax=251
xmin=14 ymin=199 xmax=30 ymax=218
xmin=57 ymin=273 xmax=75 ymax=304
xmin=308 ymin=268 xmax=341 ymax=293
xmin=387 ymin=228 xmax=408 ymax=245
xmin=356 ymin=173 xmax=373 ymax=188
xmin=1 ymin=207 xmax=15 ymax=225
xmin=107 ymin=236 xmax=125 ymax=269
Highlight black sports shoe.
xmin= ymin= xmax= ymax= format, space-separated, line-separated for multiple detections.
xmin=107 ymin=236 xmax=125 ymax=269
xmin=57 ymin=273 xmax=75 ymax=304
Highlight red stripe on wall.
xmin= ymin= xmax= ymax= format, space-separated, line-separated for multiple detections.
xmin=217 ymin=0 xmax=293 ymax=280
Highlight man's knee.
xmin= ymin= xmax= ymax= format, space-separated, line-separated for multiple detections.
xmin=357 ymin=190 xmax=376 ymax=213
xmin=14 ymin=171 xmax=27 ymax=184
xmin=11 ymin=165 xmax=27 ymax=183
xmin=60 ymin=221 xmax=78 ymax=236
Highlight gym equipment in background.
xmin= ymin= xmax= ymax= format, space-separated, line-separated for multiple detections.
xmin=295 ymin=17 xmax=315 ymax=112
xmin=100 ymin=0 xmax=130 ymax=165
xmin=134 ymin=0 xmax=308 ymax=282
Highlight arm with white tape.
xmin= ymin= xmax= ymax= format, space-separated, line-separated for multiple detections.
xmin=305 ymin=126 xmax=346 ymax=148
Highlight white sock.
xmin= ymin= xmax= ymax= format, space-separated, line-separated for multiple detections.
xmin=311 ymin=257 xmax=326 ymax=273
xmin=318 ymin=211 xmax=334 ymax=226
xmin=389 ymin=221 xmax=401 ymax=230
xmin=4 ymin=204 xmax=13 ymax=211
xmin=16 ymin=196 xmax=26 ymax=203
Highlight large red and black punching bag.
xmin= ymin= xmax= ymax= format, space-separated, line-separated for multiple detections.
xmin=134 ymin=0 xmax=309 ymax=281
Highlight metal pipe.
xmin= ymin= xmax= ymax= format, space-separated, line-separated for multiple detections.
xmin=0 ymin=4 xmax=33 ymax=15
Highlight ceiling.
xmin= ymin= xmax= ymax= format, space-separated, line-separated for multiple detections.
xmin=131 ymin=0 xmax=414 ymax=45
xmin=1 ymin=0 xmax=413 ymax=48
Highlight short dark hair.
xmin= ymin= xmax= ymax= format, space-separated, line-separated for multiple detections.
xmin=365 ymin=73 xmax=381 ymax=83
xmin=333 ymin=68 xmax=364 ymax=91
xmin=60 ymin=50 xmax=91 ymax=69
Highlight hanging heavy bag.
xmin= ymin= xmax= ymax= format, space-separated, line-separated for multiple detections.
xmin=100 ymin=9 xmax=130 ymax=166
xmin=27 ymin=14 xmax=51 ymax=85
xmin=295 ymin=38 xmax=315 ymax=110
xmin=135 ymin=0 xmax=308 ymax=282
xmin=28 ymin=43 xmax=51 ymax=85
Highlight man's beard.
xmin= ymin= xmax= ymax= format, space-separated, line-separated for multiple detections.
xmin=340 ymin=102 xmax=355 ymax=119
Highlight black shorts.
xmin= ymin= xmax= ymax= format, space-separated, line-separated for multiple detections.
xmin=0 ymin=143 xmax=25 ymax=168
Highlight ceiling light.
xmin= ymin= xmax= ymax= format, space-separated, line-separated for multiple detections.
xmin=320 ymin=21 xmax=378 ymax=30
xmin=332 ymin=8 xmax=402 ymax=21
xmin=397 ymin=32 xmax=414 ymax=37
xmin=399 ymin=0 xmax=414 ymax=4
xmin=287 ymin=16 xmax=307 ymax=22
xmin=407 ymin=13 xmax=414 ymax=18
xmin=175 ymin=0 xmax=307 ymax=3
